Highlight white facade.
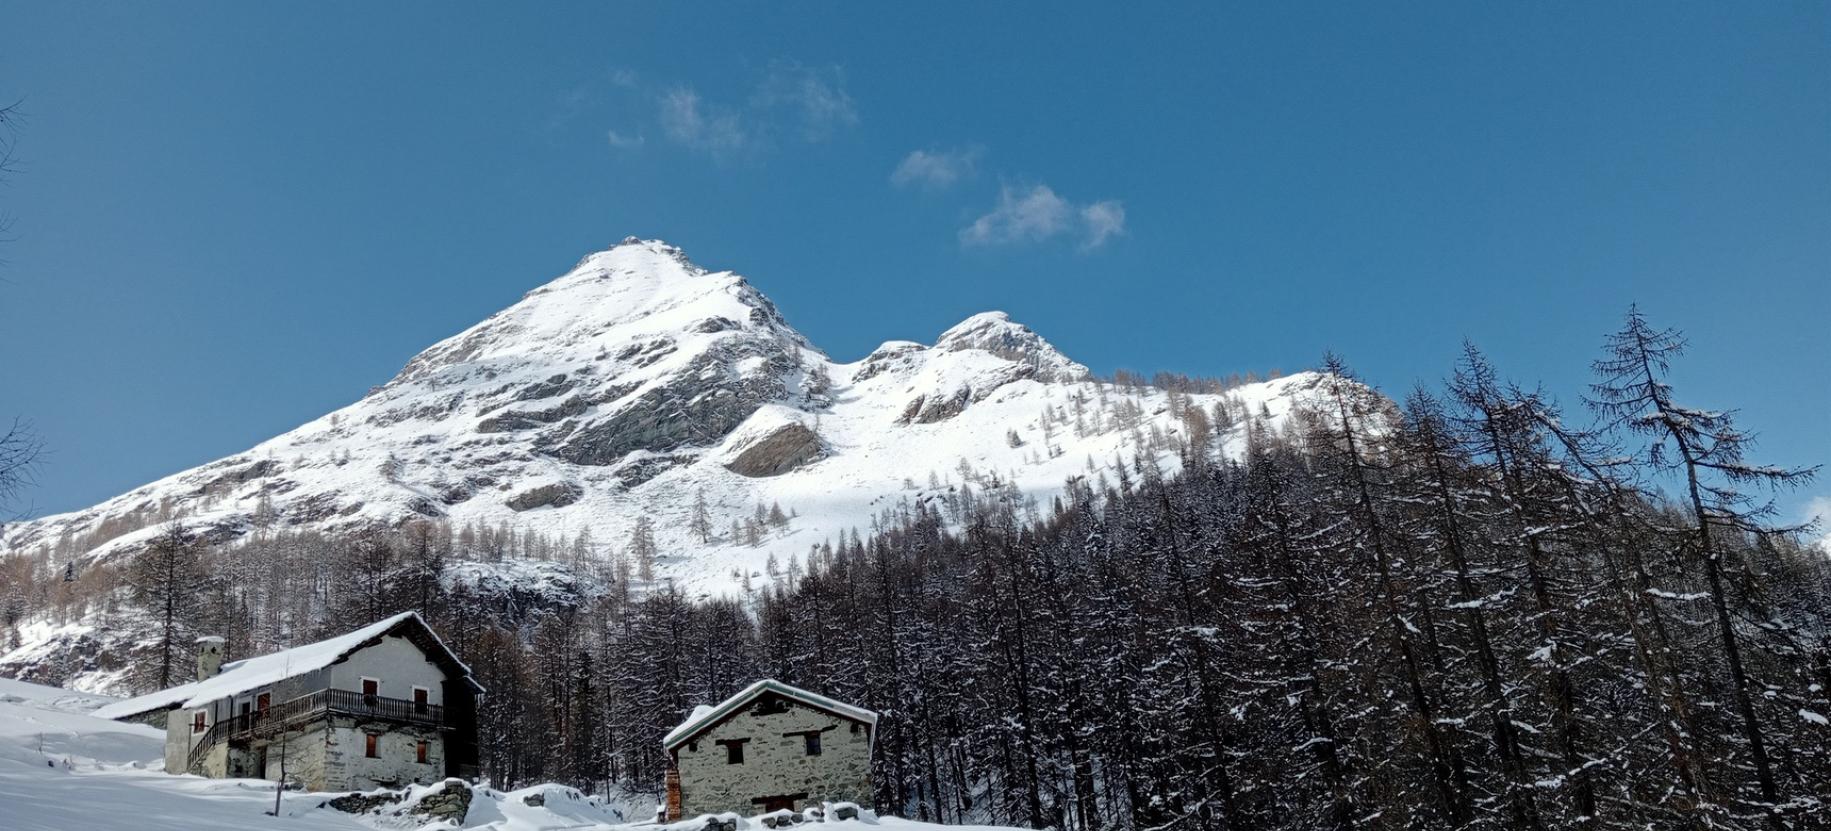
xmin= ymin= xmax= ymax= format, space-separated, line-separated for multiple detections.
xmin=109 ymin=613 xmax=479 ymax=793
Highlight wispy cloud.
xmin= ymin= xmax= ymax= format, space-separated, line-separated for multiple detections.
xmin=1079 ymin=200 xmax=1127 ymax=249
xmin=658 ymin=87 xmax=749 ymax=156
xmin=606 ymin=128 xmax=645 ymax=149
xmin=552 ymin=62 xmax=857 ymax=160
xmin=752 ymin=61 xmax=858 ymax=141
xmin=891 ymin=146 xmax=983 ymax=191
xmin=961 ymin=184 xmax=1126 ymax=251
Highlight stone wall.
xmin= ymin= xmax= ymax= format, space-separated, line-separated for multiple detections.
xmin=264 ymin=723 xmax=330 ymax=790
xmin=675 ymin=695 xmax=871 ymax=815
xmin=321 ymin=718 xmax=446 ymax=791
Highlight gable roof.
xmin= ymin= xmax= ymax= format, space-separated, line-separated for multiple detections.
xmin=662 ymin=679 xmax=877 ymax=750
xmin=93 ymin=611 xmax=478 ymax=720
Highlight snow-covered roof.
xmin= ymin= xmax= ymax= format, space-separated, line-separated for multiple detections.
xmin=92 ymin=612 xmax=475 ymax=720
xmin=662 ymin=679 xmax=877 ymax=750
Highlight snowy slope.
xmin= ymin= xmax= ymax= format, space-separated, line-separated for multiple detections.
xmin=1 ymin=238 xmax=1335 ymax=594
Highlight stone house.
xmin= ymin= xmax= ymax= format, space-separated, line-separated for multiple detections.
xmin=93 ymin=611 xmax=482 ymax=792
xmin=663 ymin=679 xmax=876 ymax=819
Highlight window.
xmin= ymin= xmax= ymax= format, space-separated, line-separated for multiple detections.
xmin=804 ymin=732 xmax=822 ymax=756
xmin=365 ymin=734 xmax=380 ymax=758
xmin=256 ymin=693 xmax=271 ymax=713
xmin=412 ymin=687 xmax=430 ymax=713
xmin=192 ymin=711 xmax=207 ymax=733
xmin=361 ymin=678 xmax=380 ymax=699
xmin=416 ymin=741 xmax=429 ymax=764
xmin=716 ymin=738 xmax=749 ymax=764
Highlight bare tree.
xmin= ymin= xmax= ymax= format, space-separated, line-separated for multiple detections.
xmin=1590 ymin=307 xmax=1819 ymax=828
xmin=0 ymin=102 xmax=37 ymax=521
xmin=0 ymin=98 xmax=20 ymax=248
xmin=0 ymin=417 xmax=41 ymax=518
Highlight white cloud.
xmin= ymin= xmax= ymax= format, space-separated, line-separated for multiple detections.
xmin=640 ymin=64 xmax=856 ymax=159
xmin=891 ymin=146 xmax=982 ymax=190
xmin=658 ymin=87 xmax=749 ymax=156
xmin=606 ymin=128 xmax=645 ymax=149
xmin=961 ymin=184 xmax=1127 ymax=250
xmin=752 ymin=62 xmax=858 ymax=141
xmin=1079 ymin=200 xmax=1127 ymax=250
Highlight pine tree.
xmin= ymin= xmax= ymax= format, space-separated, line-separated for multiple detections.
xmin=126 ymin=521 xmax=209 ymax=691
xmin=689 ymin=490 xmax=713 ymax=543
xmin=629 ymin=517 xmax=658 ymax=583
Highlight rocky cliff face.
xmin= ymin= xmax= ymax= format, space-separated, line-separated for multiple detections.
xmin=1 ymin=238 xmax=1334 ymax=592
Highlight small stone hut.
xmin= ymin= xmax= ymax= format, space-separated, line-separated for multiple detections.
xmin=663 ymin=679 xmax=875 ymax=819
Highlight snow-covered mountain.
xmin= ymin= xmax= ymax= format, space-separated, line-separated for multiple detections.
xmin=2 ymin=238 xmax=1328 ymax=591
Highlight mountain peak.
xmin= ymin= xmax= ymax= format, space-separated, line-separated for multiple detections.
xmin=935 ymin=311 xmax=1090 ymax=382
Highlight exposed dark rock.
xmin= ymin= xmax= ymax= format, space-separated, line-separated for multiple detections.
xmin=506 ymin=482 xmax=582 ymax=512
xmin=725 ymin=422 xmax=824 ymax=477
xmin=613 ymin=455 xmax=695 ymax=489
xmin=902 ymin=388 xmax=972 ymax=424
xmin=556 ymin=343 xmax=793 ymax=466
xmin=199 ymin=459 xmax=275 ymax=494
xmin=477 ymin=396 xmax=587 ymax=433
xmin=616 ymin=338 xmax=677 ymax=368
xmin=522 ymin=792 xmax=546 ymax=807
xmin=515 ymin=374 xmax=574 ymax=401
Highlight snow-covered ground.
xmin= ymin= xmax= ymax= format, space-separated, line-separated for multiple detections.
xmin=0 ymin=676 xmax=369 ymax=830
xmin=0 ymin=676 xmax=1018 ymax=831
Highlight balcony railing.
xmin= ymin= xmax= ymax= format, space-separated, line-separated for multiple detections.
xmin=186 ymin=688 xmax=446 ymax=773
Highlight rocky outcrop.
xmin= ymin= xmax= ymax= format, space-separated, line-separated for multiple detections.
xmin=477 ymin=395 xmax=587 ymax=433
xmin=326 ymin=791 xmax=402 ymax=815
xmin=900 ymin=388 xmax=973 ymax=424
xmin=505 ymin=482 xmax=582 ymax=512
xmin=325 ymin=779 xmax=471 ymax=825
xmin=555 ymin=343 xmax=796 ymax=466
xmin=411 ymin=779 xmax=473 ymax=823
xmin=934 ymin=311 xmax=1090 ymax=382
xmin=725 ymin=422 xmax=824 ymax=477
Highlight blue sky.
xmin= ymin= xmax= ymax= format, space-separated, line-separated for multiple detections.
xmin=2 ymin=2 xmax=1827 ymax=523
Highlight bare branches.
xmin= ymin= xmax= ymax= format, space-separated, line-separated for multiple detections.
xmin=0 ymin=98 xmax=21 ymax=251
xmin=0 ymin=416 xmax=42 ymax=518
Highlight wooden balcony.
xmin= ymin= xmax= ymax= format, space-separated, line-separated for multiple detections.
xmin=187 ymin=688 xmax=446 ymax=773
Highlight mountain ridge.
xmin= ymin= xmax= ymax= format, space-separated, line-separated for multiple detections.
xmin=2 ymin=239 xmax=1329 ymax=593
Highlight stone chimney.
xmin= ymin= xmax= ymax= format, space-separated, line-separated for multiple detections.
xmin=195 ymin=636 xmax=226 ymax=681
